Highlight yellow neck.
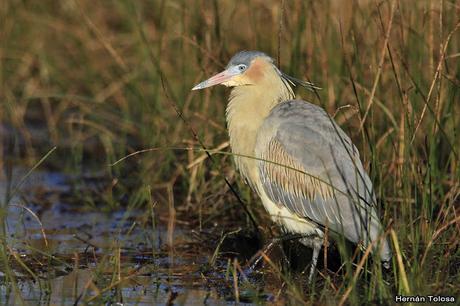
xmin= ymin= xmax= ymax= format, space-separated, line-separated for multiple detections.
xmin=225 ymin=68 xmax=294 ymax=187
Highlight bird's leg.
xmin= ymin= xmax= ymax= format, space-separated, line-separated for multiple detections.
xmin=308 ymin=241 xmax=321 ymax=283
xmin=249 ymin=239 xmax=278 ymax=270
xmin=300 ymin=236 xmax=324 ymax=283
xmin=249 ymin=233 xmax=303 ymax=270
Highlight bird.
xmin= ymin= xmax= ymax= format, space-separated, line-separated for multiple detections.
xmin=192 ymin=51 xmax=391 ymax=282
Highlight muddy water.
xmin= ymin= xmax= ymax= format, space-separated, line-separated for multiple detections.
xmin=0 ymin=169 xmax=269 ymax=305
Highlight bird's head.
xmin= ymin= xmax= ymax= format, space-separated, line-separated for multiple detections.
xmin=192 ymin=50 xmax=319 ymax=91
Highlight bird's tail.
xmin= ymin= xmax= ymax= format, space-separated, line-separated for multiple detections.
xmin=368 ymin=218 xmax=392 ymax=265
xmin=380 ymin=237 xmax=392 ymax=268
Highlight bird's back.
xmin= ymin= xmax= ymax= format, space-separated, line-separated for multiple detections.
xmin=254 ymin=99 xmax=391 ymax=262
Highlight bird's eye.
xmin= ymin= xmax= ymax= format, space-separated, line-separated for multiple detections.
xmin=238 ymin=64 xmax=247 ymax=71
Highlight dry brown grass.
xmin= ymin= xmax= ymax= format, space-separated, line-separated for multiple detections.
xmin=0 ymin=0 xmax=459 ymax=304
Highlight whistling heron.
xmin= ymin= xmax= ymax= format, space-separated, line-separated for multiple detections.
xmin=192 ymin=51 xmax=391 ymax=281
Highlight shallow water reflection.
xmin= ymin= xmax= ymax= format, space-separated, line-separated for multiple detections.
xmin=0 ymin=169 xmax=267 ymax=305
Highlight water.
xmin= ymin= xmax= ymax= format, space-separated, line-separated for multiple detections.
xmin=0 ymin=168 xmax=268 ymax=305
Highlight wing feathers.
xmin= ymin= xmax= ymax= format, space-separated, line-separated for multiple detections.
xmin=260 ymin=139 xmax=335 ymax=202
xmin=259 ymin=138 xmax=339 ymax=225
xmin=254 ymin=100 xmax=391 ymax=262
xmin=256 ymin=101 xmax=381 ymax=245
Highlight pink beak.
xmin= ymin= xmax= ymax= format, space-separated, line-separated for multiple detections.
xmin=192 ymin=68 xmax=239 ymax=90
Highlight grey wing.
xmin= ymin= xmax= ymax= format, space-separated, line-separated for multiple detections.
xmin=255 ymin=100 xmax=388 ymax=256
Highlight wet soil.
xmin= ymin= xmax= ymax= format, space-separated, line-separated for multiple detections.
xmin=0 ymin=168 xmax=279 ymax=305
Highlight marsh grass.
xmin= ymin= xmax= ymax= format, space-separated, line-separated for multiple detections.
xmin=0 ymin=0 xmax=459 ymax=304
